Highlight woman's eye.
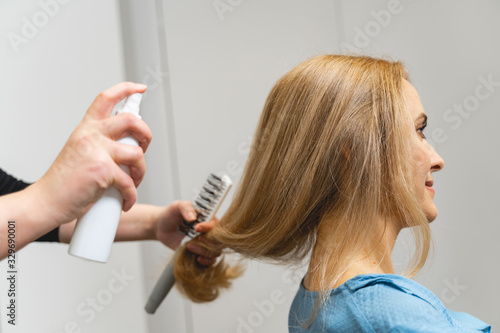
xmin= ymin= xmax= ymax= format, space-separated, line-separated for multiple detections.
xmin=417 ymin=123 xmax=427 ymax=139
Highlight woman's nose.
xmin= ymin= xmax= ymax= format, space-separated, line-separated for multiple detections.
xmin=430 ymin=145 xmax=444 ymax=172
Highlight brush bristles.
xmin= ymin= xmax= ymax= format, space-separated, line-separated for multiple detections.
xmin=178 ymin=173 xmax=230 ymax=238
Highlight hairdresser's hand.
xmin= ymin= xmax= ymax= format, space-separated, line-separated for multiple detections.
xmin=154 ymin=200 xmax=221 ymax=266
xmin=30 ymin=82 xmax=152 ymax=228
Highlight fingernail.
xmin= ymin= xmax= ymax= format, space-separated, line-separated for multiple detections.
xmin=188 ymin=212 xmax=197 ymax=220
xmin=194 ymin=225 xmax=204 ymax=233
xmin=137 ymin=83 xmax=147 ymax=90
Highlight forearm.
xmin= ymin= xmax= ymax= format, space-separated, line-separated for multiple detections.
xmin=0 ymin=184 xmax=60 ymax=259
xmin=58 ymin=203 xmax=160 ymax=244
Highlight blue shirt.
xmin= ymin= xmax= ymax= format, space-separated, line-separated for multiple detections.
xmin=289 ymin=274 xmax=491 ymax=332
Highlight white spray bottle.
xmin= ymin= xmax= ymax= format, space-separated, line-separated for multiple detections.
xmin=68 ymin=93 xmax=143 ymax=262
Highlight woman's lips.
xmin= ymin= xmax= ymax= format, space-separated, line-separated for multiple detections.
xmin=425 ymin=179 xmax=434 ymax=194
xmin=426 ymin=186 xmax=435 ymax=194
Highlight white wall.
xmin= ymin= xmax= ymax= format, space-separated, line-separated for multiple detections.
xmin=0 ymin=1 xmax=149 ymax=332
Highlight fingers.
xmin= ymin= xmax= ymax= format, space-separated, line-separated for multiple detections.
xmin=187 ymin=241 xmax=221 ymax=258
xmin=174 ymin=202 xmax=222 ymax=266
xmin=176 ymin=201 xmax=197 ymax=222
xmin=100 ymin=113 xmax=152 ymax=152
xmin=197 ymin=257 xmax=216 ymax=266
xmin=186 ymin=239 xmax=222 ymax=267
xmin=87 ymin=82 xmax=147 ymax=120
xmin=194 ymin=217 xmax=219 ymax=233
xmin=108 ymin=141 xmax=146 ymax=187
xmin=111 ymin=163 xmax=137 ymax=212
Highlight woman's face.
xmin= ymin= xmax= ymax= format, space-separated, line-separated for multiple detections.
xmin=404 ymin=80 xmax=445 ymax=222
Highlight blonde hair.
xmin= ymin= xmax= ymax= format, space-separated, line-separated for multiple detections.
xmin=174 ymin=55 xmax=430 ymax=307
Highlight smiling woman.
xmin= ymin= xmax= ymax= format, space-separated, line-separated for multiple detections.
xmin=173 ymin=55 xmax=490 ymax=332
xmin=406 ymin=81 xmax=445 ymax=224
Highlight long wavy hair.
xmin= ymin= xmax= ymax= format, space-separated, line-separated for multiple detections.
xmin=173 ymin=54 xmax=431 ymax=306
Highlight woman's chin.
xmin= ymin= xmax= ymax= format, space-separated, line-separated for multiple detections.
xmin=425 ymin=207 xmax=438 ymax=223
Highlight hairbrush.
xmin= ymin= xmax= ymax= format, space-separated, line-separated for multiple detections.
xmin=144 ymin=173 xmax=232 ymax=314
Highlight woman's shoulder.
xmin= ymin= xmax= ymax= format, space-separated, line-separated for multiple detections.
xmin=289 ymin=274 xmax=491 ymax=332
xmin=295 ymin=273 xmax=443 ymax=309
xmin=342 ymin=274 xmax=453 ymax=330
xmin=342 ymin=273 xmax=442 ymax=311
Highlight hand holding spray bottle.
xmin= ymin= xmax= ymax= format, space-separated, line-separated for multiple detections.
xmin=68 ymin=93 xmax=143 ymax=262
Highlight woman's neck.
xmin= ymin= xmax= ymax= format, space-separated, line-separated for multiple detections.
xmin=304 ymin=217 xmax=401 ymax=291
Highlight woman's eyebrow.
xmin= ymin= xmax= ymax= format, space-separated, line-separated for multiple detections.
xmin=415 ymin=113 xmax=427 ymax=123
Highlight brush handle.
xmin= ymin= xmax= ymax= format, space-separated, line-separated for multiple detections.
xmin=144 ymin=259 xmax=176 ymax=314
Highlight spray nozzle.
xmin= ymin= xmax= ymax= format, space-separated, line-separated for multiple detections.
xmin=116 ymin=93 xmax=142 ymax=118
